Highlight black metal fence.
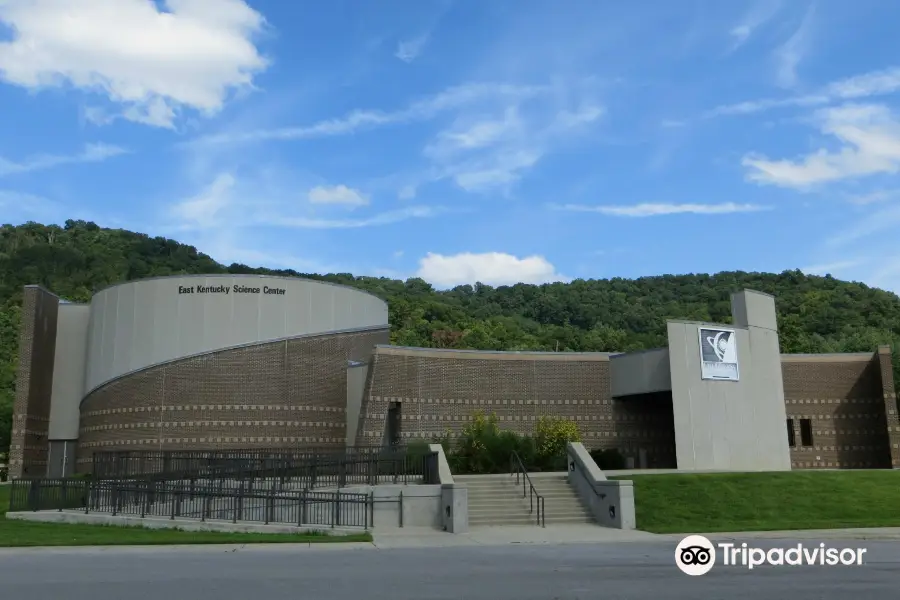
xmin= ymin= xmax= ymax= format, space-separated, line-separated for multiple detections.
xmin=91 ymin=446 xmax=438 ymax=489
xmin=8 ymin=447 xmax=442 ymax=529
xmin=8 ymin=478 xmax=89 ymax=512
xmin=9 ymin=478 xmax=372 ymax=528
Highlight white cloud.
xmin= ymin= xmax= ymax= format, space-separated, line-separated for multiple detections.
xmin=171 ymin=172 xmax=235 ymax=228
xmin=191 ymin=82 xmax=551 ymax=145
xmin=0 ymin=143 xmax=128 ymax=176
xmin=308 ymin=185 xmax=369 ymax=207
xmin=415 ymin=251 xmax=567 ymax=287
xmin=743 ymin=104 xmax=900 ymax=189
xmin=707 ymin=66 xmax=900 ymax=118
xmin=800 ymin=260 xmax=862 ymax=276
xmin=867 ymin=257 xmax=900 ymax=294
xmin=0 ymin=189 xmax=64 ymax=220
xmin=426 ymin=103 xmax=604 ymax=194
xmin=395 ymin=33 xmax=430 ymax=63
xmin=0 ymin=0 xmax=269 ymax=129
xmin=773 ymin=6 xmax=814 ymax=89
xmin=169 ymin=173 xmax=446 ymax=232
xmin=263 ymin=206 xmax=445 ymax=229
xmin=552 ymin=202 xmax=769 ymax=217
xmin=424 ymin=107 xmax=523 ymax=159
xmin=729 ymin=0 xmax=783 ymax=50
xmin=398 ymin=185 xmax=417 ymax=200
xmin=826 ymin=202 xmax=900 ymax=247
xmin=848 ymin=189 xmax=900 ymax=205
xmin=451 ymin=150 xmax=543 ymax=193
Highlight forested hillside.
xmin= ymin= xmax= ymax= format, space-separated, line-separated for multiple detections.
xmin=3 ymin=220 xmax=900 ymax=455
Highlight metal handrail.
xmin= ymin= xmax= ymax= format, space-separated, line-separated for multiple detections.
xmin=567 ymin=453 xmax=606 ymax=499
xmin=509 ymin=451 xmax=545 ymax=527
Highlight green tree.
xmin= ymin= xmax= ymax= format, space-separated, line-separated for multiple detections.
xmin=2 ymin=220 xmax=900 ymax=454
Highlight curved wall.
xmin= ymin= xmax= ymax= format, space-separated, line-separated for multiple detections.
xmin=85 ymin=275 xmax=388 ymax=394
xmin=77 ymin=328 xmax=389 ymax=470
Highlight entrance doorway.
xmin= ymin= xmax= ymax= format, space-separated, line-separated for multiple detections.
xmin=386 ymin=402 xmax=402 ymax=447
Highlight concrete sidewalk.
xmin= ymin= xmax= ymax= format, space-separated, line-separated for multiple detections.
xmin=371 ymin=525 xmax=660 ymax=548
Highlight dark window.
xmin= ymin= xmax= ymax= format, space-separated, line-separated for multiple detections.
xmin=799 ymin=419 xmax=813 ymax=447
xmin=786 ymin=419 xmax=796 ymax=447
xmin=387 ymin=402 xmax=401 ymax=447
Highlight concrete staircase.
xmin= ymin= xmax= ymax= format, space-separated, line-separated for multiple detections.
xmin=456 ymin=473 xmax=596 ymax=527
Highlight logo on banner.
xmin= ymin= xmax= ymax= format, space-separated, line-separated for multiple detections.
xmin=698 ymin=327 xmax=739 ymax=381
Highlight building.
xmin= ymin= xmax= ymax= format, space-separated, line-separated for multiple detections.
xmin=9 ymin=274 xmax=900 ymax=478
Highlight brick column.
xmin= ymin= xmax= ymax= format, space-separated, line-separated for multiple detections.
xmin=877 ymin=345 xmax=900 ymax=468
xmin=9 ymin=286 xmax=59 ymax=478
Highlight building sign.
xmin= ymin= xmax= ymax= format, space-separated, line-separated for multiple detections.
xmin=698 ymin=327 xmax=739 ymax=381
xmin=177 ymin=284 xmax=287 ymax=295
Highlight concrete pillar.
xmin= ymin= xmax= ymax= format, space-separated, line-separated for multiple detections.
xmin=441 ymin=484 xmax=468 ymax=533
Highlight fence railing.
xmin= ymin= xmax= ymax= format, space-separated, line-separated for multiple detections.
xmin=8 ymin=478 xmax=89 ymax=512
xmin=91 ymin=446 xmax=436 ymax=489
xmin=510 ymin=451 xmax=545 ymax=527
xmin=9 ymin=478 xmax=373 ymax=529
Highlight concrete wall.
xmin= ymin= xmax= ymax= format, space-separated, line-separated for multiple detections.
xmin=9 ymin=286 xmax=59 ymax=478
xmin=346 ymin=362 xmax=368 ymax=446
xmin=84 ymin=275 xmax=388 ymax=394
xmin=341 ymin=484 xmax=443 ymax=529
xmin=667 ymin=290 xmax=791 ymax=471
xmin=610 ymin=348 xmax=671 ymax=397
xmin=49 ymin=304 xmax=90 ymax=441
xmin=566 ymin=442 xmax=636 ymax=529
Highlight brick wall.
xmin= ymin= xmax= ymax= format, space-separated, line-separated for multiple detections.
xmin=358 ymin=347 xmax=676 ymax=467
xmin=76 ymin=328 xmax=389 ymax=472
xmin=9 ymin=286 xmax=59 ymax=478
xmin=361 ymin=347 xmax=897 ymax=471
xmin=782 ymin=351 xmax=896 ymax=469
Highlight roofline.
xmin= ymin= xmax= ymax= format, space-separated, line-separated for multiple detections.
xmin=609 ymin=347 xmax=668 ymax=359
xmin=374 ymin=345 xmax=611 ymax=361
xmin=733 ymin=289 xmax=775 ymax=299
xmin=667 ymin=319 xmax=745 ymax=329
xmin=89 ymin=273 xmax=387 ymax=305
xmin=780 ymin=352 xmax=876 ymax=363
xmin=23 ymin=284 xmax=61 ymax=299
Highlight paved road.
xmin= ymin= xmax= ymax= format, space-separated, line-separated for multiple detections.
xmin=2 ymin=539 xmax=899 ymax=599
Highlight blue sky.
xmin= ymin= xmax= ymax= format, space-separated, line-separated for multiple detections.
xmin=1 ymin=1 xmax=900 ymax=291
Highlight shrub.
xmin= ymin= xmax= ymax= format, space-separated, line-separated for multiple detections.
xmin=533 ymin=416 xmax=581 ymax=471
xmin=436 ymin=411 xmax=581 ymax=474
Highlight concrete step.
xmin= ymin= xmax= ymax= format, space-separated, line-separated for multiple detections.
xmin=469 ymin=513 xmax=593 ymax=523
xmin=459 ymin=482 xmax=524 ymax=490
xmin=469 ymin=505 xmax=590 ymax=516
xmin=456 ymin=473 xmax=596 ymax=527
xmin=469 ymin=516 xmax=544 ymax=526
xmin=468 ymin=498 xmax=587 ymax=510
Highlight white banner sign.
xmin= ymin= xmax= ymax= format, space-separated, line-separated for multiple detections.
xmin=698 ymin=327 xmax=739 ymax=381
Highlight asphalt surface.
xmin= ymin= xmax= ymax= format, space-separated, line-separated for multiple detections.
xmin=2 ymin=539 xmax=899 ymax=600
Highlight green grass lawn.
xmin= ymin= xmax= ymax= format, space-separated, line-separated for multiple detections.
xmin=0 ymin=485 xmax=372 ymax=547
xmin=611 ymin=470 xmax=900 ymax=534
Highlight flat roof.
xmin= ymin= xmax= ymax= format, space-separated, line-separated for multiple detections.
xmin=88 ymin=273 xmax=386 ymax=304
